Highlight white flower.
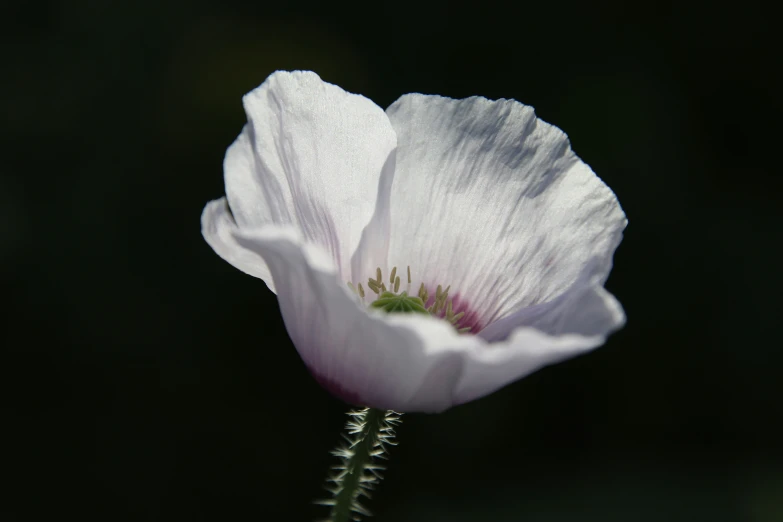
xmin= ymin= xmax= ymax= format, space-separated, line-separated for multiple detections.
xmin=201 ymin=71 xmax=626 ymax=413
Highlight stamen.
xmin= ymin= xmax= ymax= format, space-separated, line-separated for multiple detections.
xmin=418 ymin=283 xmax=428 ymax=303
xmin=429 ymin=286 xmax=448 ymax=314
xmin=356 ymin=266 xmax=471 ymax=334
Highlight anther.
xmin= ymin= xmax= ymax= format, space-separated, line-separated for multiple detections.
xmin=358 ymin=283 xmax=365 ymax=298
xmin=435 ymin=294 xmax=448 ymax=314
xmin=394 ymin=276 xmax=401 ymax=293
xmin=390 ymin=267 xmax=397 ymax=284
xmin=418 ymin=283 xmax=428 ymax=303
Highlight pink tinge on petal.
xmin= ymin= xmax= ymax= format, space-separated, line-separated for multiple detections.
xmin=307 ymin=365 xmax=365 ymax=406
xmin=447 ymin=292 xmax=488 ymax=333
xmin=421 ymin=285 xmax=488 ymax=334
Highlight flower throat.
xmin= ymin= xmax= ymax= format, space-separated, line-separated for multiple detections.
xmin=348 ymin=266 xmax=470 ymax=333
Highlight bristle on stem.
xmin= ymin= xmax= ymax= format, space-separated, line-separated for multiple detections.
xmin=317 ymin=408 xmax=401 ymax=522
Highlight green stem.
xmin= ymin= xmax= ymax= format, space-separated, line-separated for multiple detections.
xmin=323 ymin=408 xmax=400 ymax=522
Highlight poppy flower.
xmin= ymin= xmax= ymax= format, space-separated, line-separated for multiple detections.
xmin=202 ymin=70 xmax=626 ymax=413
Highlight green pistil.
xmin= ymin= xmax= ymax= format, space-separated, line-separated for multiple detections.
xmin=370 ymin=291 xmax=429 ymax=314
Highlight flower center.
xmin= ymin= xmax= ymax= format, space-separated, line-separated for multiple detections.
xmin=348 ymin=266 xmax=471 ymax=333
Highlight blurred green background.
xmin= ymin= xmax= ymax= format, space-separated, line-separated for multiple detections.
xmin=3 ymin=1 xmax=780 ymax=521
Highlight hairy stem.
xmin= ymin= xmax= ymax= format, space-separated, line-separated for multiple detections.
xmin=320 ymin=408 xmax=400 ymax=522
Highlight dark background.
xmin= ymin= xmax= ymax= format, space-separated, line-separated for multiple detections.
xmin=3 ymin=1 xmax=781 ymax=521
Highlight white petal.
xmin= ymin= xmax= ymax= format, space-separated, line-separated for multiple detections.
xmin=224 ymin=71 xmax=397 ymax=282
xmin=201 ymin=198 xmax=275 ymax=292
xmin=230 ymin=224 xmax=471 ymax=412
xmin=371 ymin=94 xmax=626 ymax=332
xmin=460 ymin=261 xmax=626 ymax=403
xmin=452 ymin=322 xmax=610 ymax=407
xmin=478 ymin=258 xmax=625 ymax=342
xmin=227 ymin=225 xmax=619 ymax=412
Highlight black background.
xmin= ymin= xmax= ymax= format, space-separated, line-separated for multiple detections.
xmin=3 ymin=1 xmax=781 ymax=521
